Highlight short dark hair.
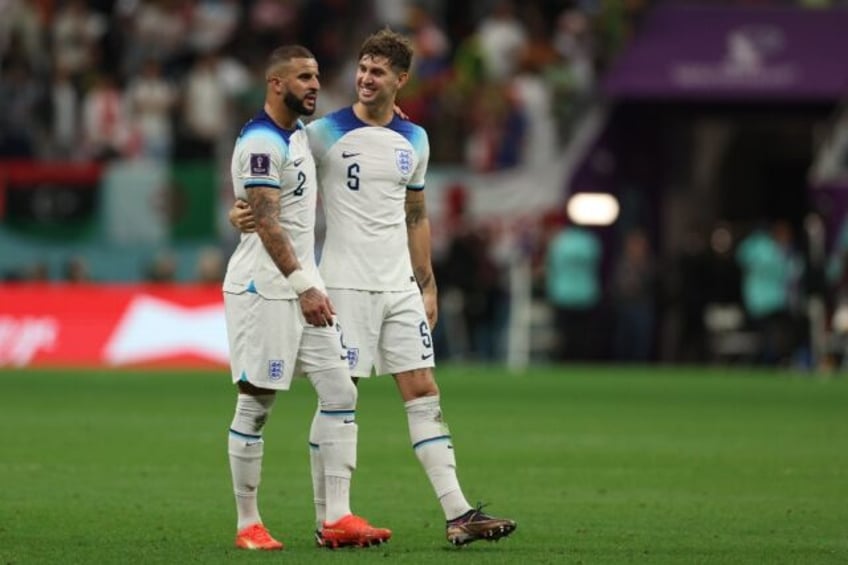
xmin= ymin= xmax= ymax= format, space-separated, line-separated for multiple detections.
xmin=358 ymin=28 xmax=413 ymax=74
xmin=265 ymin=45 xmax=315 ymax=79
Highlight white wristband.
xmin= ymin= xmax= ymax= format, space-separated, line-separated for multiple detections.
xmin=287 ymin=269 xmax=315 ymax=295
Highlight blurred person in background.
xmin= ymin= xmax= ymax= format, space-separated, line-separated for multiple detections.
xmin=476 ymin=0 xmax=526 ymax=82
xmin=144 ymin=250 xmax=178 ymax=283
xmin=27 ymin=260 xmax=50 ymax=282
xmin=0 ymin=0 xmax=46 ymax=88
xmin=667 ymin=229 xmax=712 ymax=363
xmin=124 ymin=0 xmax=189 ymax=78
xmin=440 ymin=193 xmax=507 ymax=361
xmin=185 ymin=0 xmax=240 ymax=55
xmin=222 ymin=44 xmax=390 ymax=550
xmin=46 ymin=62 xmax=81 ymax=159
xmin=194 ymin=245 xmax=224 ymax=284
xmin=545 ymin=215 xmax=605 ymax=362
xmin=177 ymin=50 xmax=229 ymax=160
xmin=229 ymin=28 xmax=517 ymax=548
xmin=51 ymin=0 xmax=106 ymax=87
xmin=63 ymin=255 xmax=91 ymax=283
xmin=125 ymin=58 xmax=176 ymax=161
xmin=611 ymin=227 xmax=656 ymax=362
xmin=0 ymin=59 xmax=44 ymax=157
xmin=82 ymin=72 xmax=136 ymax=161
xmin=736 ymin=219 xmax=806 ymax=366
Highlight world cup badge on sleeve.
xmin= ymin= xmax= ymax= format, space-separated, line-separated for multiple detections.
xmin=250 ymin=153 xmax=270 ymax=176
xmin=395 ymin=149 xmax=412 ymax=175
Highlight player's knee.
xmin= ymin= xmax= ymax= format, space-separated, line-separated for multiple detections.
xmin=395 ymin=368 xmax=439 ymax=400
xmin=312 ymin=367 xmax=358 ymax=411
xmin=231 ymin=393 xmax=276 ymax=436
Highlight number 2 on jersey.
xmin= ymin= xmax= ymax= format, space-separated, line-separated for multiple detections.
xmin=293 ymin=171 xmax=306 ymax=196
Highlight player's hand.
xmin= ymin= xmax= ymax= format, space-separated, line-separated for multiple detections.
xmin=422 ymin=287 xmax=438 ymax=330
xmin=229 ymin=199 xmax=256 ymax=233
xmin=299 ymin=288 xmax=336 ymax=327
xmin=392 ymin=103 xmax=409 ymax=120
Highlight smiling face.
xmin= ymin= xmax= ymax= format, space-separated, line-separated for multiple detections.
xmin=268 ymin=57 xmax=320 ymax=117
xmin=355 ymin=54 xmax=407 ymax=107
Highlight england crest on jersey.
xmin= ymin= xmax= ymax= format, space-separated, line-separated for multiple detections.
xmin=395 ymin=149 xmax=412 ymax=175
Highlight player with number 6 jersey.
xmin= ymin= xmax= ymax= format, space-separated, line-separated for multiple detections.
xmin=307 ymin=107 xmax=428 ymax=293
xmin=305 ymin=29 xmax=517 ymax=547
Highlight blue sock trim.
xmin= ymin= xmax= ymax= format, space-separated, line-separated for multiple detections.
xmin=319 ymin=409 xmax=355 ymax=417
xmin=412 ymin=435 xmax=452 ymax=450
xmin=229 ymin=428 xmax=262 ymax=440
xmin=308 ymin=441 xmax=320 ymax=450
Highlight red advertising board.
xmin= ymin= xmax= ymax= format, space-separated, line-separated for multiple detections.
xmin=0 ymin=284 xmax=228 ymax=368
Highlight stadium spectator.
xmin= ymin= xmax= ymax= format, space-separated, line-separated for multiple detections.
xmin=177 ymin=51 xmax=230 ymax=160
xmin=0 ymin=60 xmax=44 ymax=157
xmin=144 ymin=250 xmax=177 ymax=283
xmin=82 ymin=72 xmax=136 ymax=161
xmin=46 ymin=62 xmax=81 ymax=159
xmin=511 ymin=11 xmax=560 ymax=166
xmin=545 ymin=216 xmax=605 ymax=361
xmin=0 ymin=0 xmax=45 ymax=73
xmin=440 ymin=206 xmax=508 ymax=360
xmin=194 ymin=246 xmax=224 ymax=284
xmin=736 ymin=219 xmax=805 ymax=366
xmin=125 ymin=58 xmax=177 ymax=161
xmin=126 ymin=0 xmax=190 ymax=78
xmin=51 ymin=0 xmax=106 ymax=85
xmin=611 ymin=227 xmax=657 ymax=362
xmin=185 ymin=0 xmax=240 ymax=55
xmin=63 ymin=255 xmax=91 ymax=283
xmin=475 ymin=0 xmax=527 ymax=82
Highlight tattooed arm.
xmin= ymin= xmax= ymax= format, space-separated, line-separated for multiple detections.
xmin=405 ymin=189 xmax=438 ymax=329
xmin=246 ymin=187 xmax=334 ymax=326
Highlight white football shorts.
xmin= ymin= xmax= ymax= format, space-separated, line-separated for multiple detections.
xmin=224 ymin=291 xmax=347 ymax=390
xmin=328 ymin=288 xmax=436 ymax=378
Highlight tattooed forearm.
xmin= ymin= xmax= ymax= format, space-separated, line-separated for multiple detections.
xmin=405 ymin=196 xmax=427 ymax=227
xmin=415 ymin=267 xmax=435 ymax=290
xmin=406 ymin=190 xmax=435 ymax=291
xmin=247 ymin=187 xmax=300 ymax=276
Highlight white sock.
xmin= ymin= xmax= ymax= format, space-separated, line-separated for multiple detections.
xmin=308 ymin=404 xmax=326 ymax=531
xmin=307 ymin=368 xmax=358 ymax=525
xmin=228 ymin=393 xmax=275 ymax=530
xmin=406 ymin=395 xmax=472 ymax=520
xmin=325 ymin=475 xmax=352 ymax=524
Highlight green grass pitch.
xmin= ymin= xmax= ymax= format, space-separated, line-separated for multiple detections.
xmin=1 ymin=365 xmax=847 ymax=564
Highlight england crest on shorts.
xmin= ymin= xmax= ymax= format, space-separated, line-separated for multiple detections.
xmin=268 ymin=359 xmax=284 ymax=381
xmin=395 ymin=149 xmax=412 ymax=175
xmin=346 ymin=348 xmax=359 ymax=370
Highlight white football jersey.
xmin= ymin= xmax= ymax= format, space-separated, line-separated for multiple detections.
xmin=307 ymin=107 xmax=429 ymax=291
xmin=224 ymin=110 xmax=323 ymax=299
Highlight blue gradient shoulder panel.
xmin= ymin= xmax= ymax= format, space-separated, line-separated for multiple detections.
xmin=236 ymin=110 xmax=303 ymax=158
xmin=308 ymin=107 xmax=428 ymax=157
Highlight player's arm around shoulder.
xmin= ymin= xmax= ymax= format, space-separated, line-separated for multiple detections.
xmin=406 ymin=189 xmax=438 ymax=329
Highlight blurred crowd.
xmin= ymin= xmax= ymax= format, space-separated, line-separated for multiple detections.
xmin=0 ymin=0 xmax=657 ymax=171
xmin=3 ymin=0 xmax=848 ymax=368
